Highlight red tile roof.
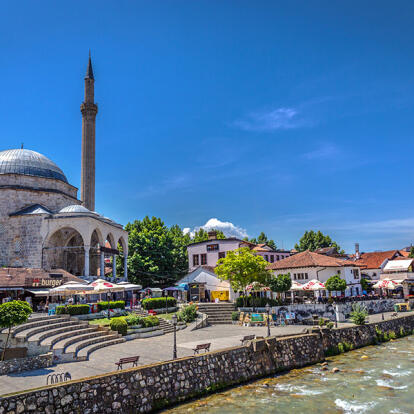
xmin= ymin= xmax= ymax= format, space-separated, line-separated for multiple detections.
xmin=353 ymin=250 xmax=401 ymax=270
xmin=267 ymin=250 xmax=358 ymax=270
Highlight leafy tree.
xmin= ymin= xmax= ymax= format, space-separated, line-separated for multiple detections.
xmin=243 ymin=232 xmax=277 ymax=250
xmin=295 ymin=230 xmax=343 ymax=253
xmin=0 ymin=301 xmax=32 ymax=360
xmin=325 ymin=274 xmax=347 ymax=298
xmin=360 ymin=277 xmax=371 ymax=293
xmin=350 ymin=303 xmax=368 ymax=325
xmin=215 ymin=247 xmax=272 ymax=306
xmin=123 ymin=217 xmax=189 ymax=287
xmin=269 ymin=273 xmax=292 ymax=299
xmin=408 ymin=246 xmax=414 ymax=259
xmin=191 ymin=228 xmax=226 ymax=243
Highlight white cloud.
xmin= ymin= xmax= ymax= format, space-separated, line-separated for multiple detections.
xmin=234 ymin=107 xmax=309 ymax=132
xmin=186 ymin=218 xmax=248 ymax=239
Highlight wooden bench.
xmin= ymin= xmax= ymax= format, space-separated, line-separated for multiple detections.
xmin=115 ymin=356 xmax=140 ymax=370
xmin=240 ymin=335 xmax=255 ymax=345
xmin=193 ymin=343 xmax=211 ymax=355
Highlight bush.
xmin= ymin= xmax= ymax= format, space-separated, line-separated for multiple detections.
xmin=177 ymin=304 xmax=198 ymax=323
xmin=125 ymin=314 xmax=144 ymax=326
xmin=141 ymin=297 xmax=177 ymax=310
xmin=56 ymin=304 xmax=90 ymax=315
xmin=144 ymin=315 xmax=160 ymax=327
xmin=388 ymin=330 xmax=397 ymax=340
xmin=110 ymin=317 xmax=128 ymax=336
xmin=318 ymin=317 xmax=325 ymax=326
xmin=232 ymin=311 xmax=240 ymax=321
xmin=236 ymin=296 xmax=281 ymax=308
xmin=97 ymin=301 xmax=125 ymax=311
xmin=326 ymin=321 xmax=334 ymax=330
xmin=350 ymin=303 xmax=368 ymax=325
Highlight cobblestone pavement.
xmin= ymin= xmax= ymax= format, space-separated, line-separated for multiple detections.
xmin=0 ymin=311 xmax=410 ymax=396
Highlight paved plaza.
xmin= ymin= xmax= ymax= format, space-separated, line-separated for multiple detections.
xmin=0 ymin=312 xmax=410 ymax=396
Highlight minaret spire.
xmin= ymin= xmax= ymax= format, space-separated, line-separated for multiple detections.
xmin=80 ymin=52 xmax=98 ymax=211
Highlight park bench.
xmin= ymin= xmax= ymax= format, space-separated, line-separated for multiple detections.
xmin=115 ymin=356 xmax=140 ymax=370
xmin=240 ymin=335 xmax=255 ymax=345
xmin=193 ymin=343 xmax=211 ymax=355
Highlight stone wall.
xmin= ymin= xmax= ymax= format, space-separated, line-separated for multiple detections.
xmin=240 ymin=299 xmax=403 ymax=322
xmin=1 ymin=315 xmax=413 ymax=413
xmin=0 ymin=353 xmax=53 ymax=375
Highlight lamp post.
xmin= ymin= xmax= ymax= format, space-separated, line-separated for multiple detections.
xmin=265 ymin=303 xmax=271 ymax=337
xmin=172 ymin=314 xmax=178 ymax=359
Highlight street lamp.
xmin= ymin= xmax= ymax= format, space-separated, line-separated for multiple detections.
xmin=172 ymin=313 xmax=178 ymax=359
xmin=265 ymin=303 xmax=271 ymax=337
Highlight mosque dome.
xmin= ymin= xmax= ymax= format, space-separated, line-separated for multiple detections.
xmin=0 ymin=149 xmax=68 ymax=183
xmin=59 ymin=205 xmax=91 ymax=213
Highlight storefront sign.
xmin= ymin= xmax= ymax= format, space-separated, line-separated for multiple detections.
xmin=30 ymin=278 xmax=64 ymax=288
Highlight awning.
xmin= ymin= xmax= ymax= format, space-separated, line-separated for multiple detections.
xmin=0 ymin=287 xmax=24 ymax=291
xmin=25 ymin=288 xmax=50 ymax=296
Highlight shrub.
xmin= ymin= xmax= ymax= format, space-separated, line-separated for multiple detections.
xmin=144 ymin=315 xmax=160 ymax=327
xmin=318 ymin=318 xmax=325 ymax=326
xmin=177 ymin=304 xmax=198 ymax=323
xmin=326 ymin=321 xmax=334 ymax=330
xmin=350 ymin=303 xmax=368 ymax=325
xmin=232 ymin=311 xmax=240 ymax=321
xmin=337 ymin=342 xmax=345 ymax=353
xmin=125 ymin=314 xmax=144 ymax=327
xmin=141 ymin=297 xmax=177 ymax=310
xmin=56 ymin=304 xmax=90 ymax=315
xmin=388 ymin=330 xmax=397 ymax=340
xmin=399 ymin=326 xmax=405 ymax=338
xmin=110 ymin=317 xmax=128 ymax=336
xmin=236 ymin=296 xmax=281 ymax=308
xmin=97 ymin=301 xmax=125 ymax=311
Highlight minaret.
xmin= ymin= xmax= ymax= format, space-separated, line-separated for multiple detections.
xmin=80 ymin=52 xmax=98 ymax=211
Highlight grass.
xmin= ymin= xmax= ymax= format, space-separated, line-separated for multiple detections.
xmin=88 ymin=318 xmax=112 ymax=326
xmin=156 ymin=312 xmax=177 ymax=321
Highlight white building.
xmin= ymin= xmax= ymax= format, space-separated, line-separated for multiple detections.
xmin=187 ymin=231 xmax=290 ymax=272
xmin=268 ymin=250 xmax=362 ymax=296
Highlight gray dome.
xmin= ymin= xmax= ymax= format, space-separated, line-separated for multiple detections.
xmin=0 ymin=149 xmax=68 ymax=183
xmin=59 ymin=205 xmax=91 ymax=213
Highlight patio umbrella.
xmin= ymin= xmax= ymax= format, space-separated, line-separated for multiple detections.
xmin=87 ymin=279 xmax=125 ymax=293
xmin=246 ymin=282 xmax=270 ymax=291
xmin=373 ymin=279 xmax=402 ymax=290
xmin=290 ymin=281 xmax=304 ymax=291
xmin=49 ymin=281 xmax=94 ymax=295
xmin=302 ymin=280 xmax=326 ymax=291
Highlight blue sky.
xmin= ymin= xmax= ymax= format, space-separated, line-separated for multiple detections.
xmin=1 ymin=1 xmax=414 ymax=253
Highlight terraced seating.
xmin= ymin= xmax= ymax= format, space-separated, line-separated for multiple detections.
xmin=197 ymin=303 xmax=235 ymax=324
xmin=16 ymin=320 xmax=77 ymax=341
xmin=77 ymin=337 xmax=126 ymax=359
xmin=35 ymin=323 xmax=91 ymax=345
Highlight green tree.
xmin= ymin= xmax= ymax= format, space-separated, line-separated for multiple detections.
xmin=360 ymin=277 xmax=371 ymax=293
xmin=191 ymin=228 xmax=226 ymax=243
xmin=269 ymin=273 xmax=292 ymax=299
xmin=243 ymin=232 xmax=277 ymax=250
xmin=215 ymin=247 xmax=272 ymax=306
xmin=124 ymin=217 xmax=189 ymax=287
xmin=294 ymin=230 xmax=342 ymax=253
xmin=408 ymin=246 xmax=414 ymax=258
xmin=325 ymin=275 xmax=347 ymax=298
xmin=0 ymin=301 xmax=32 ymax=361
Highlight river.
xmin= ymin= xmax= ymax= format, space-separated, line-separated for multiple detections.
xmin=163 ymin=335 xmax=414 ymax=414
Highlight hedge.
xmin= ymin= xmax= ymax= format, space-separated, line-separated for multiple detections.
xmin=109 ymin=317 xmax=128 ymax=336
xmin=141 ymin=297 xmax=177 ymax=310
xmin=56 ymin=304 xmax=90 ymax=315
xmin=97 ymin=301 xmax=125 ymax=311
xmin=125 ymin=314 xmax=160 ymax=328
xmin=236 ymin=296 xmax=281 ymax=308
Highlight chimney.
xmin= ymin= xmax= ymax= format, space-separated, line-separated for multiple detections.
xmin=208 ymin=231 xmax=217 ymax=240
xmin=355 ymin=243 xmax=360 ymax=259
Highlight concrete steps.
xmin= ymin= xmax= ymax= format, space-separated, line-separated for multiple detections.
xmin=7 ymin=315 xmax=69 ymax=337
xmin=55 ymin=330 xmax=110 ymax=353
xmin=77 ymin=337 xmax=126 ymax=359
xmin=197 ymin=303 xmax=235 ymax=325
xmin=42 ymin=326 xmax=96 ymax=347
xmin=16 ymin=320 xmax=79 ymax=341
xmin=67 ymin=333 xmax=123 ymax=356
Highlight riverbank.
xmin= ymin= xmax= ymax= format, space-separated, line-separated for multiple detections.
xmin=1 ymin=313 xmax=414 ymax=413
xmin=164 ymin=335 xmax=414 ymax=413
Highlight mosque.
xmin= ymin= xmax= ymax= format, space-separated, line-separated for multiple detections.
xmin=0 ymin=55 xmax=128 ymax=300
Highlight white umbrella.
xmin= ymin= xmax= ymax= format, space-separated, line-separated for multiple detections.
xmin=290 ymin=281 xmax=304 ymax=291
xmin=49 ymin=281 xmax=94 ymax=295
xmin=302 ymin=279 xmax=326 ymax=291
xmin=87 ymin=278 xmax=125 ymax=293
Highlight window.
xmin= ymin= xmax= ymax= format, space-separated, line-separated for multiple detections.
xmin=218 ymin=252 xmax=226 ymax=259
xmin=264 ymin=255 xmax=269 ymax=262
xmin=270 ymin=255 xmax=274 ymax=263
xmin=293 ymin=273 xmax=297 ymax=280
xmin=305 ymin=273 xmax=308 ymax=279
xmin=201 ymin=254 xmax=207 ymax=265
xmin=352 ymin=269 xmax=359 ymax=279
xmin=207 ymin=244 xmax=219 ymax=252
xmin=276 ymin=255 xmax=280 ymax=261
xmin=193 ymin=255 xmax=199 ymax=266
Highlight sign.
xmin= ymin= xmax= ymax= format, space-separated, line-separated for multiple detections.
xmin=29 ymin=278 xmax=64 ymax=288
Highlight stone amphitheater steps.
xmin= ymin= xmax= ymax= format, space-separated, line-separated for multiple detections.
xmin=132 ymin=309 xmax=175 ymax=334
xmin=56 ymin=330 xmax=110 ymax=353
xmin=7 ymin=315 xmax=69 ymax=337
xmin=76 ymin=337 xmax=126 ymax=359
xmin=16 ymin=320 xmax=79 ymax=341
xmin=197 ymin=303 xmax=235 ymax=325
xmin=66 ymin=333 xmax=123 ymax=356
xmin=41 ymin=326 xmax=97 ymax=347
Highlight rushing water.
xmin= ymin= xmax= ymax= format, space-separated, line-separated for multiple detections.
xmin=164 ymin=336 xmax=414 ymax=414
